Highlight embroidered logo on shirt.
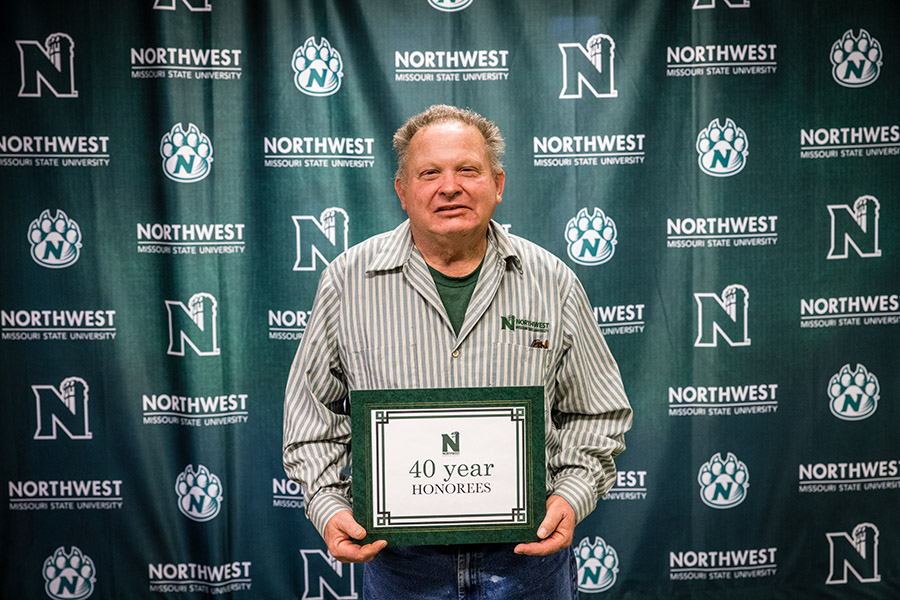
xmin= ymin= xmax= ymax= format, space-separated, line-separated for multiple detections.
xmin=500 ymin=314 xmax=549 ymax=333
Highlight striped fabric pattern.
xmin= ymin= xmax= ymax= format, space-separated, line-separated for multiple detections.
xmin=284 ymin=220 xmax=632 ymax=537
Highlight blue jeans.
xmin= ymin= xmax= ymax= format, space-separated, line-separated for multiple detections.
xmin=363 ymin=543 xmax=577 ymax=599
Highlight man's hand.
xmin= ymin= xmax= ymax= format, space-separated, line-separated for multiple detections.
xmin=513 ymin=495 xmax=576 ymax=556
xmin=323 ymin=510 xmax=387 ymax=563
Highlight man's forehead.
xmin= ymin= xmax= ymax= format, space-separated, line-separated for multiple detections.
xmin=408 ymin=121 xmax=488 ymax=156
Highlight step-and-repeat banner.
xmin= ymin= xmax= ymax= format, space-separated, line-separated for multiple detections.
xmin=2 ymin=1 xmax=898 ymax=598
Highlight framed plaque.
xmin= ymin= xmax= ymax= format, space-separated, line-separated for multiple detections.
xmin=351 ymin=386 xmax=546 ymax=546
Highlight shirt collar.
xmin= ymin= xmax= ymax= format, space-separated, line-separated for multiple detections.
xmin=365 ymin=220 xmax=416 ymax=273
xmin=366 ymin=219 xmax=522 ymax=274
xmin=487 ymin=220 xmax=523 ymax=274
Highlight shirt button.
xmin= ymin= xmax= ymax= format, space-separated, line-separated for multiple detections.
xmin=451 ymin=349 xmax=460 ymax=358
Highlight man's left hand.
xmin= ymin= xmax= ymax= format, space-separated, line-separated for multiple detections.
xmin=513 ymin=494 xmax=575 ymax=556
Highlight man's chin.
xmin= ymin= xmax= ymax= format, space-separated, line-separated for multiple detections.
xmin=431 ymin=221 xmax=486 ymax=237
xmin=410 ymin=214 xmax=491 ymax=240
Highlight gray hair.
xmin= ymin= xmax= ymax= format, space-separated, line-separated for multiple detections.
xmin=393 ymin=104 xmax=505 ymax=179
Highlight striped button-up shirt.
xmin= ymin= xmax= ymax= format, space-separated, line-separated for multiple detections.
xmin=284 ymin=220 xmax=632 ymax=538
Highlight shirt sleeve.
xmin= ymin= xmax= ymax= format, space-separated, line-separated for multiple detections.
xmin=283 ymin=265 xmax=353 ymax=539
xmin=547 ymin=274 xmax=633 ymax=523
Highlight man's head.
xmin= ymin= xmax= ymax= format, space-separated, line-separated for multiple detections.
xmin=393 ymin=105 xmax=506 ymax=248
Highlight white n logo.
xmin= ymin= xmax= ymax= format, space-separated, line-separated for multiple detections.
xmin=692 ymin=0 xmax=750 ymax=8
xmin=559 ymin=34 xmax=617 ymax=99
xmin=165 ymin=293 xmax=220 ymax=356
xmin=826 ymin=523 xmax=881 ymax=584
xmin=293 ymin=208 xmax=349 ymax=271
xmin=17 ymin=33 xmax=78 ymax=98
xmin=33 ymin=377 xmax=92 ymax=440
xmin=300 ymin=550 xmax=357 ymax=599
xmin=153 ymin=0 xmax=212 ymax=11
xmin=827 ymin=195 xmax=881 ymax=259
xmin=694 ymin=284 xmax=750 ymax=347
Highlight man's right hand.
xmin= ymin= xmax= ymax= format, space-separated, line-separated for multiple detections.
xmin=323 ymin=510 xmax=387 ymax=563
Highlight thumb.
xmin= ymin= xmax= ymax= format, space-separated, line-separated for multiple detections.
xmin=350 ymin=523 xmax=366 ymax=539
xmin=338 ymin=513 xmax=366 ymax=539
xmin=537 ymin=509 xmax=563 ymax=539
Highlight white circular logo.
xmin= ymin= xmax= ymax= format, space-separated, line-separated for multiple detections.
xmin=698 ymin=452 xmax=749 ymax=509
xmin=160 ymin=123 xmax=213 ymax=183
xmin=292 ymin=37 xmax=343 ymax=96
xmin=696 ymin=118 xmax=748 ymax=177
xmin=175 ymin=464 xmax=223 ymax=521
xmin=575 ymin=536 xmax=619 ymax=592
xmin=828 ymin=364 xmax=879 ymax=421
xmin=43 ymin=546 xmax=96 ymax=600
xmin=428 ymin=0 xmax=474 ymax=12
xmin=565 ymin=207 xmax=617 ymax=266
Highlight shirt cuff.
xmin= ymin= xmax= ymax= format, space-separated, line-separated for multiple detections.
xmin=551 ymin=475 xmax=597 ymax=524
xmin=306 ymin=491 xmax=353 ymax=540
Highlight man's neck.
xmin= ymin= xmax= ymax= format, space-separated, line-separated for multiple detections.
xmin=411 ymin=226 xmax=489 ymax=277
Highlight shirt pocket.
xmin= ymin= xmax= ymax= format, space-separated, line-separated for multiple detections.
xmin=346 ymin=343 xmax=421 ymax=390
xmin=489 ymin=341 xmax=547 ymax=388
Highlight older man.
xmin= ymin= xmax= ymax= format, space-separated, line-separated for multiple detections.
xmin=284 ymin=105 xmax=631 ymax=598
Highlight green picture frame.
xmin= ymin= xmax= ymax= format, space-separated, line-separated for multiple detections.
xmin=351 ymin=386 xmax=546 ymax=546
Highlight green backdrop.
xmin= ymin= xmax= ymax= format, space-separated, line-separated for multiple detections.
xmin=2 ymin=1 xmax=898 ymax=598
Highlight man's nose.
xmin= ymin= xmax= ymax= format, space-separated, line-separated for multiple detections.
xmin=438 ymin=173 xmax=462 ymax=196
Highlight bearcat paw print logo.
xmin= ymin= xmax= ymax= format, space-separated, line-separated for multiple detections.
xmin=160 ymin=123 xmax=213 ymax=183
xmin=696 ymin=118 xmax=748 ymax=177
xmin=175 ymin=464 xmax=223 ymax=521
xmin=828 ymin=363 xmax=880 ymax=421
xmin=42 ymin=546 xmax=96 ymax=600
xmin=831 ymin=29 xmax=882 ymax=88
xmin=698 ymin=452 xmax=749 ymax=509
xmin=565 ymin=207 xmax=617 ymax=266
xmin=575 ymin=536 xmax=619 ymax=593
xmin=28 ymin=209 xmax=82 ymax=268
xmin=428 ymin=0 xmax=474 ymax=12
xmin=292 ymin=37 xmax=343 ymax=96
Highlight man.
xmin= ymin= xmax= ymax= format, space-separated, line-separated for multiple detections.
xmin=284 ymin=105 xmax=631 ymax=598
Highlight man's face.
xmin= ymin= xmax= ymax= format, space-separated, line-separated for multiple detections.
xmin=395 ymin=120 xmax=505 ymax=243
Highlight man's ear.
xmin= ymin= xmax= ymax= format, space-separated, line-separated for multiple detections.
xmin=394 ymin=176 xmax=407 ymax=210
xmin=494 ymin=170 xmax=506 ymax=204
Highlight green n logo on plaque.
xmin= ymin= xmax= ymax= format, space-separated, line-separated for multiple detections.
xmin=442 ymin=432 xmax=460 ymax=455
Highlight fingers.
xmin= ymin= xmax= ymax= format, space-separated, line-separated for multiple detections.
xmin=324 ymin=510 xmax=387 ymax=563
xmin=514 ymin=531 xmax=569 ymax=556
xmin=332 ymin=538 xmax=388 ymax=563
xmin=514 ymin=495 xmax=575 ymax=556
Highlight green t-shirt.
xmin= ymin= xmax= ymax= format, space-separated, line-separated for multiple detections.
xmin=428 ymin=260 xmax=484 ymax=336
